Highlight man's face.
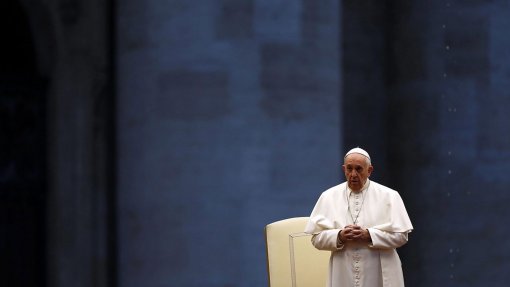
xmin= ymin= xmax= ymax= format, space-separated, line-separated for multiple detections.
xmin=342 ymin=153 xmax=373 ymax=191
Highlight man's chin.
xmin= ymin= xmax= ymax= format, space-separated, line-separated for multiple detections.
xmin=349 ymin=183 xmax=362 ymax=190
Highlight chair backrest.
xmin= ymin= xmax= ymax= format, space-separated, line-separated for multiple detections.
xmin=265 ymin=217 xmax=330 ymax=287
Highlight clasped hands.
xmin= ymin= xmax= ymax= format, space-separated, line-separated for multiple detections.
xmin=338 ymin=225 xmax=371 ymax=243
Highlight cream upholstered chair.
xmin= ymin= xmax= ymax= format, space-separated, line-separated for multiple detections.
xmin=265 ymin=217 xmax=330 ymax=287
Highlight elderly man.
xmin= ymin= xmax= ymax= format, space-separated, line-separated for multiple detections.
xmin=305 ymin=147 xmax=413 ymax=287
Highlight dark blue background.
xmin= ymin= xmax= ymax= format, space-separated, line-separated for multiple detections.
xmin=2 ymin=0 xmax=510 ymax=286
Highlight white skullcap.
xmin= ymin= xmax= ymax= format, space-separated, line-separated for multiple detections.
xmin=344 ymin=147 xmax=371 ymax=160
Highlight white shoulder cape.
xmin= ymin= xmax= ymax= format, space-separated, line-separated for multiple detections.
xmin=305 ymin=180 xmax=413 ymax=234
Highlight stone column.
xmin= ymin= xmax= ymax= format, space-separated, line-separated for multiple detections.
xmin=24 ymin=0 xmax=116 ymax=286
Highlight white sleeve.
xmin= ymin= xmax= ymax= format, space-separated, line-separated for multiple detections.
xmin=368 ymin=228 xmax=409 ymax=249
xmin=310 ymin=229 xmax=344 ymax=251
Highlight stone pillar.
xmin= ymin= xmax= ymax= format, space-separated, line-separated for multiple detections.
xmin=23 ymin=0 xmax=116 ymax=286
xmin=354 ymin=1 xmax=510 ymax=286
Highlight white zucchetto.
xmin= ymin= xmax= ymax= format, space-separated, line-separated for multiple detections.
xmin=344 ymin=147 xmax=371 ymax=160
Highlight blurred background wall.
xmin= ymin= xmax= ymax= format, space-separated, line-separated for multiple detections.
xmin=116 ymin=0 xmax=341 ymax=286
xmin=2 ymin=0 xmax=510 ymax=286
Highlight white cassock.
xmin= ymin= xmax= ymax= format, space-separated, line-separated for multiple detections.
xmin=305 ymin=180 xmax=413 ymax=287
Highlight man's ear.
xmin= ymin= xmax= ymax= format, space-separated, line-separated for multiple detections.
xmin=368 ymin=165 xmax=374 ymax=176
